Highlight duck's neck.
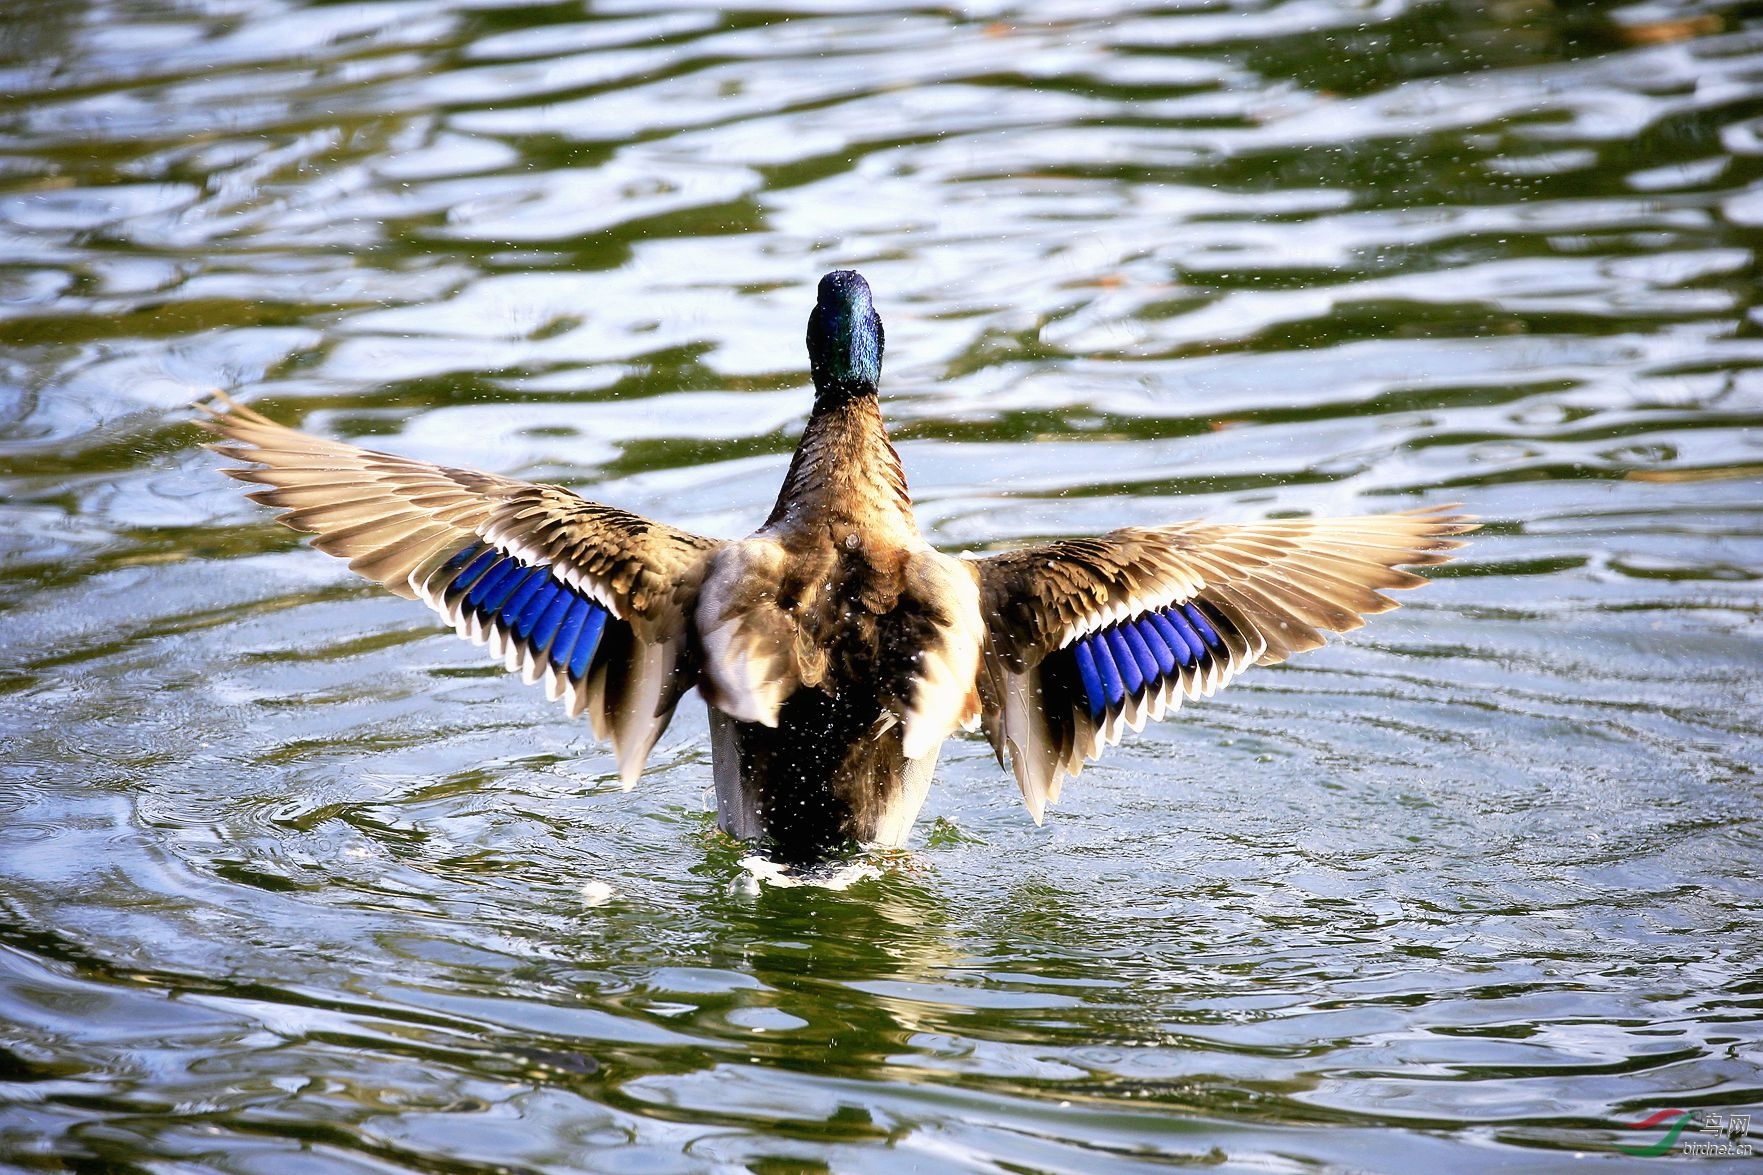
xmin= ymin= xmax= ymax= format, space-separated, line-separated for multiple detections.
xmin=765 ymin=391 xmax=914 ymax=539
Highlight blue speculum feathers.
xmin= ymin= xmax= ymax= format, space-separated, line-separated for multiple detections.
xmin=807 ymin=269 xmax=884 ymax=391
xmin=1066 ymin=600 xmax=1232 ymax=719
xmin=442 ymin=542 xmax=613 ymax=682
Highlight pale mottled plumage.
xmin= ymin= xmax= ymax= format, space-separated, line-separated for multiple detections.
xmin=202 ymin=270 xmax=1474 ymax=864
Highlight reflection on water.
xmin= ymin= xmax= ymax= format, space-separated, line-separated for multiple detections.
xmin=2 ymin=0 xmax=1761 ymax=1169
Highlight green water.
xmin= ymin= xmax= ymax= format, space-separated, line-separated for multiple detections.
xmin=2 ymin=0 xmax=1761 ymax=1170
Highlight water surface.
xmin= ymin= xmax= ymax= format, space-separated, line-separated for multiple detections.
xmin=2 ymin=0 xmax=1761 ymax=1170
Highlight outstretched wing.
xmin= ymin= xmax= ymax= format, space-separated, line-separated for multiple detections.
xmin=971 ymin=507 xmax=1475 ymax=821
xmin=199 ymin=392 xmax=723 ymax=786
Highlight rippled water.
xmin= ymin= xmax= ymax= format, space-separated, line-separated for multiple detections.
xmin=3 ymin=0 xmax=1762 ymax=1170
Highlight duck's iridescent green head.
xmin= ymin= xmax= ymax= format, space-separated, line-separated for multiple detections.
xmin=806 ymin=270 xmax=884 ymax=399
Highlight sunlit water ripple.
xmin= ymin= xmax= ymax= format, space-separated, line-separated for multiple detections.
xmin=1 ymin=0 xmax=1761 ymax=1170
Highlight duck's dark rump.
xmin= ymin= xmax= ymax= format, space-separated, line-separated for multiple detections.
xmin=724 ymin=577 xmax=944 ymax=863
xmin=728 ymin=688 xmax=906 ymax=864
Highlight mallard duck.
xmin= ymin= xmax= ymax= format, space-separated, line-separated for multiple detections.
xmin=202 ymin=270 xmax=1474 ymax=864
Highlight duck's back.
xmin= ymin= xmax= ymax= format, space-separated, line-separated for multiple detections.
xmin=697 ymin=526 xmax=980 ymax=863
